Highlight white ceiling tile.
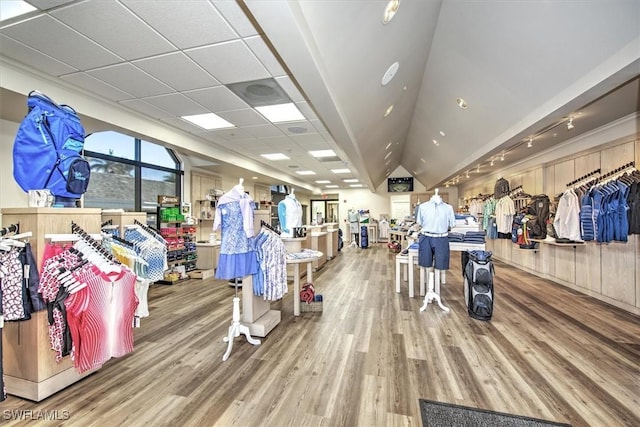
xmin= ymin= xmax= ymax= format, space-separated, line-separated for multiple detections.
xmin=122 ymin=0 xmax=237 ymax=49
xmin=208 ymin=128 xmax=254 ymax=141
xmin=0 ymin=15 xmax=120 ymax=69
xmin=25 ymin=0 xmax=74 ymax=10
xmin=121 ymin=99 xmax=174 ymax=120
xmin=88 ymin=63 xmax=173 ymax=98
xmin=165 ymin=118 xmax=216 ymax=134
xmin=52 ymin=2 xmax=173 ymax=60
xmin=212 ymin=0 xmax=258 ymax=38
xmin=275 ymin=76 xmax=306 ymax=102
xmin=244 ymin=36 xmax=286 ymax=77
xmin=61 ymin=72 xmax=133 ymax=102
xmin=0 ymin=34 xmax=77 ymax=76
xmin=186 ymin=40 xmax=270 ymax=84
xmin=295 ymin=101 xmax=318 ymax=120
xmin=192 ymin=129 xmax=228 ymax=144
xmin=274 ymin=120 xmax=314 ymax=134
xmin=184 ymin=86 xmax=248 ymax=112
xmin=133 ymin=52 xmax=220 ymax=91
xmin=217 ymin=109 xmax=268 ymax=127
xmin=142 ymin=93 xmax=208 ymax=116
xmin=242 ymin=124 xmax=285 ymax=138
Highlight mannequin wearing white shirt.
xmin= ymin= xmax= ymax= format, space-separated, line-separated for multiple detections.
xmin=278 ymin=189 xmax=303 ymax=238
xmin=415 ymin=189 xmax=455 ymax=312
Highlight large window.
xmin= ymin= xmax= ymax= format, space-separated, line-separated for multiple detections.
xmin=83 ymin=131 xmax=182 ymax=213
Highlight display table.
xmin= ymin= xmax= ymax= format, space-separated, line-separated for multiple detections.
xmin=388 ymin=229 xmax=409 ymax=249
xmin=326 ymin=229 xmax=338 ymax=259
xmin=286 ymin=252 xmax=322 ymax=316
xmin=367 ymin=224 xmax=378 ymax=243
xmin=193 ymin=241 xmax=220 ymax=279
xmin=310 ymin=232 xmax=327 ymax=270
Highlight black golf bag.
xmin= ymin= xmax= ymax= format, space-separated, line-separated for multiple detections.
xmin=462 ymin=250 xmax=495 ymax=321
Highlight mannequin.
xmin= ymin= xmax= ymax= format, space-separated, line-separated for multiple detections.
xmin=214 ymin=177 xmax=260 ymax=360
xmin=347 ymin=208 xmax=360 ymax=247
xmin=278 ymin=188 xmax=303 ymax=238
xmin=415 ymin=188 xmax=455 ymax=312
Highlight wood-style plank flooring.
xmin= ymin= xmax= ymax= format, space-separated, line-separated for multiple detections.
xmin=1 ymin=244 xmax=639 ymax=426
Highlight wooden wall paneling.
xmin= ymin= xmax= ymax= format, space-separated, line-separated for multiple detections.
xmin=601 ymin=242 xmax=636 ymax=305
xmin=554 ymin=245 xmax=576 ymax=284
xmin=553 ymin=160 xmax=575 ymax=198
xmin=574 ymin=151 xmax=601 ymax=178
xmin=575 ymin=243 xmax=602 ymax=293
xmin=635 ymin=139 xmax=640 ymax=168
xmin=600 ymin=141 xmax=634 ymax=173
xmin=539 ymin=245 xmax=555 ymax=277
xmin=518 ymin=169 xmax=537 ymax=194
xmin=543 ymin=163 xmax=555 ymax=204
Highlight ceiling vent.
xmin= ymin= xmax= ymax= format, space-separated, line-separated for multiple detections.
xmin=226 ymin=78 xmax=292 ymax=107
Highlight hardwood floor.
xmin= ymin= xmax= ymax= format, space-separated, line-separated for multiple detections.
xmin=1 ymin=244 xmax=639 ymax=426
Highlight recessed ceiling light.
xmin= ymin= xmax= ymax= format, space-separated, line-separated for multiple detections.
xmin=384 ymin=104 xmax=394 ymax=117
xmin=421 ymin=158 xmax=426 ymax=163
xmin=252 ymin=176 xmax=258 ymax=180
xmin=567 ymin=117 xmax=575 ymax=130
xmin=309 ymin=149 xmax=336 ymax=158
xmin=384 ymin=151 xmax=392 ymax=160
xmin=261 ymin=153 xmax=290 ymax=161
xmin=501 ymin=153 xmax=505 ymax=161
xmin=343 ymin=179 xmax=359 ymax=183
xmin=315 ymin=180 xmax=331 ymax=184
xmin=381 ymin=62 xmax=400 ymax=86
xmin=182 ymin=113 xmax=234 ymax=130
xmin=439 ymin=131 xmax=445 ymax=137
xmin=331 ymin=168 xmax=351 ymax=174
xmin=456 ymin=98 xmax=468 ymax=109
xmin=527 ymin=137 xmax=533 ymax=148
xmin=349 ymin=184 xmax=364 ymax=188
xmin=0 ymin=0 xmax=36 ymax=21
xmin=385 ymin=142 xmax=392 ymax=150
xmin=382 ymin=0 xmax=400 ymax=24
xmin=325 ymin=185 xmax=339 ymax=188
xmin=296 ymin=170 xmax=316 ymax=175
xmin=255 ymin=103 xmax=305 ymax=123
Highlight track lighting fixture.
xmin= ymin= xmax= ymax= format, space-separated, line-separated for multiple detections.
xmin=466 ymin=171 xmax=470 ymax=178
xmin=500 ymin=153 xmax=505 ymax=161
xmin=567 ymin=117 xmax=574 ymax=130
xmin=527 ymin=137 xmax=533 ymax=148
xmin=490 ymin=159 xmax=495 ymax=166
xmin=477 ymin=164 xmax=480 ymax=173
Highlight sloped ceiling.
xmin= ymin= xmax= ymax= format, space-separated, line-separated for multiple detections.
xmin=0 ymin=0 xmax=638 ymax=194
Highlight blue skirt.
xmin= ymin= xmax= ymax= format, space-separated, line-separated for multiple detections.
xmin=215 ymin=251 xmax=258 ymax=280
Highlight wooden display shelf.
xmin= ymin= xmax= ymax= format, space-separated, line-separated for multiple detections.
xmin=1 ymin=207 xmax=102 ymax=401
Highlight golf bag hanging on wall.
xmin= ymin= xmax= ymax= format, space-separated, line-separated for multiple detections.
xmin=462 ymin=250 xmax=495 ymax=321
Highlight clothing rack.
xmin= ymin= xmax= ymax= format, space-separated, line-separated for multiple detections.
xmin=71 ymin=222 xmax=119 ymax=264
xmin=508 ymin=185 xmax=523 ymax=197
xmin=109 ymin=235 xmax=135 ymax=249
xmin=0 ymin=223 xmax=19 ymax=236
xmin=595 ymin=161 xmax=636 ymax=183
xmin=134 ymin=219 xmax=162 ymax=238
xmin=101 ymin=219 xmax=113 ymax=228
xmin=566 ymin=168 xmax=601 ymax=187
xmin=260 ymin=220 xmax=281 ymax=235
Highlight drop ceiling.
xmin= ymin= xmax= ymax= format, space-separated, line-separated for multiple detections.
xmin=0 ymin=0 xmax=638 ymax=194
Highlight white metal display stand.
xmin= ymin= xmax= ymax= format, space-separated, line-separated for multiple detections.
xmin=419 ymin=269 xmax=450 ymax=313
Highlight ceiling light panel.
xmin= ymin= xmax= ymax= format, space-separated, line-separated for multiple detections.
xmin=0 ymin=1 xmax=37 ymax=21
xmin=325 ymin=185 xmax=339 ymax=188
xmin=350 ymin=184 xmax=364 ymax=188
xmin=315 ymin=180 xmax=331 ymax=184
xmin=309 ymin=149 xmax=336 ymax=158
xmin=256 ymin=103 xmax=305 ymax=123
xmin=182 ymin=113 xmax=234 ymax=130
xmin=343 ymin=179 xmax=359 ymax=183
xmin=331 ymin=168 xmax=351 ymax=174
xmin=295 ymin=170 xmax=316 ymax=175
xmin=261 ymin=153 xmax=290 ymax=160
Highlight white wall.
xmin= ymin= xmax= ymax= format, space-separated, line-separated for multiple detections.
xmin=0 ymin=119 xmax=29 ymax=216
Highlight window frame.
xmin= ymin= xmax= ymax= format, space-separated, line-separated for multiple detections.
xmin=84 ymin=135 xmax=182 ymax=212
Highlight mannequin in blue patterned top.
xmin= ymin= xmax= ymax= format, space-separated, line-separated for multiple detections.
xmin=213 ymin=178 xmax=258 ymax=280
